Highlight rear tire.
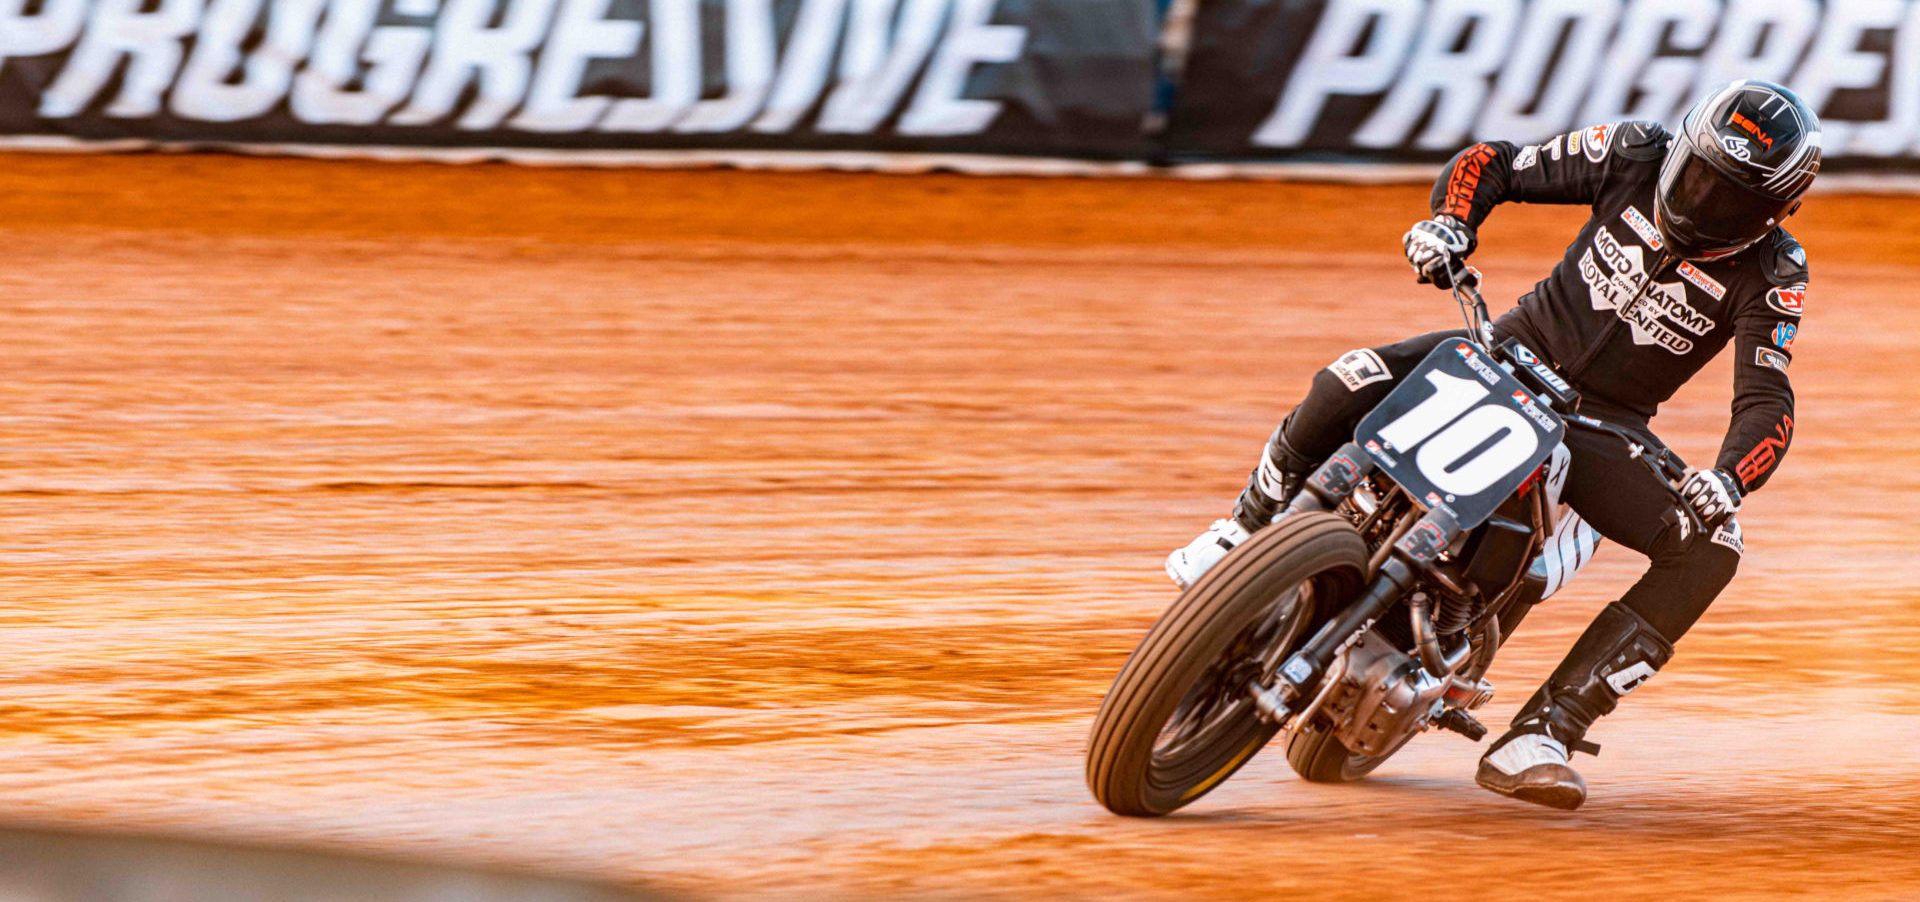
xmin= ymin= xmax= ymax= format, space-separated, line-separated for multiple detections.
xmin=1086 ymin=512 xmax=1367 ymax=816
xmin=1283 ymin=720 xmax=1411 ymax=783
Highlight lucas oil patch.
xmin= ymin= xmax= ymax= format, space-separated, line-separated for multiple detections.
xmin=1620 ymin=206 xmax=1663 ymax=249
xmin=1327 ymin=348 xmax=1390 ymax=391
xmin=1711 ymin=519 xmax=1744 ymax=556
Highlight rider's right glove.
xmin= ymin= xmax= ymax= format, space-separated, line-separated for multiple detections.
xmin=1680 ymin=467 xmax=1743 ymax=530
xmin=1402 ymin=215 xmax=1477 ymax=289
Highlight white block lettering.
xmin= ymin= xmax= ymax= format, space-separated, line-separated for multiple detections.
xmin=39 ymin=0 xmax=205 ymax=118
xmin=1252 ymin=0 xmax=1419 ymax=148
xmin=898 ymin=0 xmax=1025 ymax=135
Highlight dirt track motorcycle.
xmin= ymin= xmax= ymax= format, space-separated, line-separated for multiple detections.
xmin=1086 ymin=268 xmax=1710 ymax=816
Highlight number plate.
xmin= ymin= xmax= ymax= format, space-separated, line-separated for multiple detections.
xmin=1355 ymin=340 xmax=1565 ymax=530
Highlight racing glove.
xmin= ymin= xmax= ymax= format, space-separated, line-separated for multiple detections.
xmin=1680 ymin=468 xmax=1743 ymax=529
xmin=1403 ymin=215 xmax=1477 ymax=289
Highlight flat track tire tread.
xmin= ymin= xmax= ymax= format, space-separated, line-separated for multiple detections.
xmin=1086 ymin=512 xmax=1366 ymax=816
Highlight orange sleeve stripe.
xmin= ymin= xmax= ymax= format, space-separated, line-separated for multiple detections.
xmin=1441 ymin=144 xmax=1498 ymax=221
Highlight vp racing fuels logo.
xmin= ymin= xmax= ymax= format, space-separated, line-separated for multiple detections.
xmin=1772 ymin=322 xmax=1798 ymax=351
xmin=1579 ymin=224 xmax=1716 ymax=354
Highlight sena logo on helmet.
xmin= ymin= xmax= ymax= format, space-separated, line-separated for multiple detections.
xmin=1655 ymin=79 xmax=1822 ymax=262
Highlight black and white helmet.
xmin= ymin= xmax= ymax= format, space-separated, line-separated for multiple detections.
xmin=1655 ymin=79 xmax=1822 ymax=261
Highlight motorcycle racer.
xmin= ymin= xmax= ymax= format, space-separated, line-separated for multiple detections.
xmin=1166 ymin=79 xmax=1819 ymax=810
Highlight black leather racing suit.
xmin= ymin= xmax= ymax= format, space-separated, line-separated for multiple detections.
xmin=1273 ymin=121 xmax=1810 ymax=743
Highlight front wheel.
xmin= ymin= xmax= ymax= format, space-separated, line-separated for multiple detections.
xmin=1085 ymin=512 xmax=1368 ymax=816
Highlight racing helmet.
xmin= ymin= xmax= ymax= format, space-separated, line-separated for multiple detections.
xmin=1655 ymin=79 xmax=1822 ymax=261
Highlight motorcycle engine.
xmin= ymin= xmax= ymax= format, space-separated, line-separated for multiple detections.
xmin=1326 ymin=631 xmax=1453 ymax=757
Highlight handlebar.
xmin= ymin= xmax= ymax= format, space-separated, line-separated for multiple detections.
xmin=1563 ymin=414 xmax=1706 ymax=537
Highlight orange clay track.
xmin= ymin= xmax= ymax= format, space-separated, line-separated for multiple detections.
xmin=2 ymin=153 xmax=1920 ymax=901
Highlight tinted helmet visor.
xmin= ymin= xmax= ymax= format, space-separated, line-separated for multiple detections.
xmin=1659 ymin=151 xmax=1797 ymax=258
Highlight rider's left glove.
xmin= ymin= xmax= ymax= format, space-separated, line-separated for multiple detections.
xmin=1402 ymin=214 xmax=1477 ymax=289
xmin=1680 ymin=468 xmax=1743 ymax=529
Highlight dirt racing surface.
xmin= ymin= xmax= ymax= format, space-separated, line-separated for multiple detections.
xmin=2 ymin=153 xmax=1919 ymax=900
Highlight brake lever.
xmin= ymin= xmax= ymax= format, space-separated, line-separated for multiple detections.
xmin=1639 ymin=445 xmax=1710 ymax=535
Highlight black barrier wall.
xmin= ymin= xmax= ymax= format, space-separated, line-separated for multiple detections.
xmin=4 ymin=0 xmax=1920 ymax=168
xmin=1167 ymin=0 xmax=1920 ymax=168
xmin=0 ymin=0 xmax=1158 ymax=156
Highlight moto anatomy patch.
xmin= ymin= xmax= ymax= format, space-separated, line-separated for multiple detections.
xmin=1327 ymin=348 xmax=1391 ymax=391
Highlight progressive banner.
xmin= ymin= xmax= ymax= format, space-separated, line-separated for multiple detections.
xmin=0 ymin=0 xmax=1158 ymax=156
xmin=1167 ymin=0 xmax=1920 ymax=167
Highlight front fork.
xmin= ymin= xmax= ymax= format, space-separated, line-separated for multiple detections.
xmin=1247 ymin=442 xmax=1466 ymax=721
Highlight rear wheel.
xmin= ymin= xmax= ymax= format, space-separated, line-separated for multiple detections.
xmin=1085 ymin=512 xmax=1368 ymax=816
xmin=1283 ymin=719 xmax=1414 ymax=783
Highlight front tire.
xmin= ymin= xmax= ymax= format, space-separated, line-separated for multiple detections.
xmin=1086 ymin=512 xmax=1368 ymax=816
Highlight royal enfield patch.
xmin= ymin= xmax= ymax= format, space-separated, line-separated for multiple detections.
xmin=1327 ymin=348 xmax=1390 ymax=391
xmin=1755 ymin=347 xmax=1791 ymax=373
xmin=1711 ymin=519 xmax=1744 ymax=556
xmin=1620 ymin=205 xmax=1663 ymax=249
xmin=1677 ymin=261 xmax=1726 ymax=300
xmin=1767 ymin=284 xmax=1806 ymax=316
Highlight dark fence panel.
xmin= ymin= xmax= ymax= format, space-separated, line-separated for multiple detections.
xmin=1165 ymin=0 xmax=1920 ymax=170
xmin=0 ymin=0 xmax=1159 ymax=157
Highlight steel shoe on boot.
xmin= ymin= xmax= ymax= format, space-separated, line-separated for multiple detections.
xmin=1166 ymin=519 xmax=1250 ymax=590
xmin=1475 ymin=722 xmax=1590 ymax=810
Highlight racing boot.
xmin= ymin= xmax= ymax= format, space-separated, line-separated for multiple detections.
xmin=1167 ymin=425 xmax=1315 ymax=589
xmin=1476 ymin=601 xmax=1674 ymax=810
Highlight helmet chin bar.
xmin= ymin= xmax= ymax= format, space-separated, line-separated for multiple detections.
xmin=1651 ymin=202 xmax=1762 ymax=262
